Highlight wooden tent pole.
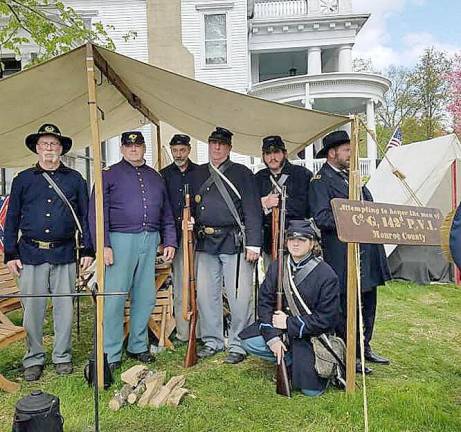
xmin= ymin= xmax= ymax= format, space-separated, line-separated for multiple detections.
xmin=86 ymin=43 xmax=105 ymax=389
xmin=346 ymin=116 xmax=360 ymax=393
xmin=451 ymin=161 xmax=461 ymax=284
xmin=156 ymin=124 xmax=162 ymax=170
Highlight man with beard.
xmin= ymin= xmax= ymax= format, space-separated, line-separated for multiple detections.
xmin=4 ymin=124 xmax=94 ymax=381
xmin=309 ymin=130 xmax=391 ymax=374
xmin=160 ymin=134 xmax=198 ymax=343
xmin=192 ymin=127 xmax=262 ymax=364
xmin=255 ymin=136 xmax=313 ymax=269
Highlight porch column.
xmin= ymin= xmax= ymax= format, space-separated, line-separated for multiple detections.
xmin=308 ymin=47 xmax=321 ymax=75
xmin=366 ymin=99 xmax=377 ymax=162
xmin=251 ymin=53 xmax=260 ymax=86
xmin=338 ymin=45 xmax=352 ymax=72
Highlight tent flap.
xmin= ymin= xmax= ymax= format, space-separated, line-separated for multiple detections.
xmin=0 ymin=44 xmax=348 ymax=168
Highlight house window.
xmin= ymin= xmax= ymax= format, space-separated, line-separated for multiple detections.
xmin=204 ymin=13 xmax=227 ymax=65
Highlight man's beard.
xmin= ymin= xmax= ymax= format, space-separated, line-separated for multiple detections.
xmin=42 ymin=152 xmax=60 ymax=163
xmin=265 ymin=156 xmax=286 ymax=172
xmin=174 ymin=158 xmax=187 ymax=167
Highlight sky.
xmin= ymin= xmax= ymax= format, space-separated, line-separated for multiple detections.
xmin=353 ymin=0 xmax=461 ymax=70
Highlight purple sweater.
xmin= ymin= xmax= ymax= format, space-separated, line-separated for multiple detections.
xmin=89 ymin=158 xmax=177 ymax=248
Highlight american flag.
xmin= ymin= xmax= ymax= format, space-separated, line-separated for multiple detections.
xmin=386 ymin=127 xmax=402 ymax=150
xmin=0 ymin=196 xmax=10 ymax=253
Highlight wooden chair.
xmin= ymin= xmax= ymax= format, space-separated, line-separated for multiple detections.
xmin=0 ymin=311 xmax=25 ymax=392
xmin=0 ymin=254 xmax=22 ymax=313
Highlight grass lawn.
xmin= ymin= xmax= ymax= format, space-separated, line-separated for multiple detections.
xmin=1 ymin=280 xmax=460 ymax=432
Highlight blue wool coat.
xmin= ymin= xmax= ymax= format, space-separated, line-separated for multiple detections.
xmin=309 ymin=162 xmax=390 ymax=293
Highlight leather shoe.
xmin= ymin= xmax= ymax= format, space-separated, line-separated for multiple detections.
xmin=108 ymin=361 xmax=121 ymax=373
xmin=54 ymin=362 xmax=73 ymax=375
xmin=24 ymin=365 xmax=44 ymax=381
xmin=365 ymin=350 xmax=390 ymax=365
xmin=197 ymin=346 xmax=222 ymax=359
xmin=356 ymin=359 xmax=372 ymax=375
xmin=224 ymin=352 xmax=246 ymax=364
xmin=127 ymin=351 xmax=154 ymax=363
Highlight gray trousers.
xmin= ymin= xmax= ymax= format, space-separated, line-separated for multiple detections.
xmin=19 ymin=263 xmax=75 ymax=368
xmin=196 ymin=251 xmax=254 ymax=355
xmin=172 ymin=242 xmax=189 ymax=342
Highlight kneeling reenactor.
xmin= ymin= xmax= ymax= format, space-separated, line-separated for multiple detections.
xmin=240 ymin=220 xmax=340 ymax=396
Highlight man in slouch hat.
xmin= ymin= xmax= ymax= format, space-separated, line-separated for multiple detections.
xmin=4 ymin=123 xmax=94 ymax=381
xmin=191 ymin=127 xmax=263 ymax=364
xmin=309 ymin=130 xmax=391 ymax=374
xmin=89 ymin=131 xmax=177 ymax=371
xmin=160 ymin=134 xmax=198 ymax=343
xmin=255 ymin=135 xmax=313 ymax=269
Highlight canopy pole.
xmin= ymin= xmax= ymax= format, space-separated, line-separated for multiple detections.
xmin=91 ymin=47 xmax=160 ymax=127
xmin=156 ymin=124 xmax=162 ymax=170
xmin=86 ymin=42 xmax=105 ymax=390
xmin=451 ymin=161 xmax=461 ymax=285
xmin=346 ymin=116 xmax=360 ymax=393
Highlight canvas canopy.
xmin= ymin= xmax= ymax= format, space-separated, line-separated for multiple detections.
xmin=367 ymin=134 xmax=461 ymax=219
xmin=367 ymin=134 xmax=461 ymax=284
xmin=0 ymin=44 xmax=349 ymax=168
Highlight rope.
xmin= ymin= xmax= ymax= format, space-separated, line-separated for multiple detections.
xmin=359 ymin=119 xmax=423 ymax=207
xmin=356 ymin=246 xmax=370 ymax=432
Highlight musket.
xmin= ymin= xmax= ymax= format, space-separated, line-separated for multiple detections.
xmin=271 ymin=206 xmax=280 ymax=260
xmin=183 ymin=184 xmax=198 ymax=368
xmin=270 ymin=174 xmax=281 ymax=261
xmin=275 ymin=185 xmax=291 ymax=397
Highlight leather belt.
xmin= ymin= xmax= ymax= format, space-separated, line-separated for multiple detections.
xmin=198 ymin=225 xmax=236 ymax=236
xmin=22 ymin=237 xmax=73 ymax=250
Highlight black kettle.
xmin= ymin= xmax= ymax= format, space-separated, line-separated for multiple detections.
xmin=12 ymin=390 xmax=64 ymax=432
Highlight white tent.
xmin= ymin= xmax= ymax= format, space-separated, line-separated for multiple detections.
xmin=0 ymin=44 xmax=349 ymax=168
xmin=367 ymin=134 xmax=461 ymax=283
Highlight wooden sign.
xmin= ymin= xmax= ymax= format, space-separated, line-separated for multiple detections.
xmin=331 ymin=199 xmax=443 ymax=245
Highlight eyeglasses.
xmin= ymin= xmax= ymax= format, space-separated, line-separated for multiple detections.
xmin=37 ymin=142 xmax=62 ymax=149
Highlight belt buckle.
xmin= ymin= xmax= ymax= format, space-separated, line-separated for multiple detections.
xmin=37 ymin=240 xmax=51 ymax=249
xmin=204 ymin=227 xmax=215 ymax=235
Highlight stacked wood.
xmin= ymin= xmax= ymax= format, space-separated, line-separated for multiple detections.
xmin=127 ymin=371 xmax=155 ymax=404
xmin=137 ymin=371 xmax=167 ymax=407
xmin=109 ymin=365 xmax=190 ymax=411
xmin=149 ymin=375 xmax=185 ymax=408
xmin=121 ymin=365 xmax=148 ymax=387
xmin=109 ymin=384 xmax=133 ymax=411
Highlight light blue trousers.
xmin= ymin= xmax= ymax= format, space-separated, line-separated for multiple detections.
xmin=104 ymin=231 xmax=159 ymax=363
xmin=242 ymin=336 xmax=324 ymax=397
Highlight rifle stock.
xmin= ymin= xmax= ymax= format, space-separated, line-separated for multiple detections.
xmin=275 ymin=186 xmax=291 ymax=397
xmin=183 ymin=185 xmax=198 ymax=368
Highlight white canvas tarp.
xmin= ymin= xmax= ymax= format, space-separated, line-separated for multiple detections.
xmin=367 ymin=134 xmax=461 ymax=255
xmin=0 ymin=44 xmax=349 ymax=168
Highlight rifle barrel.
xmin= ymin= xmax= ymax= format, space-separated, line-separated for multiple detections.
xmin=275 ymin=186 xmax=291 ymax=397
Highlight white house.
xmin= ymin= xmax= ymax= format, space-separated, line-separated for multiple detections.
xmin=1 ymin=0 xmax=389 ymax=187
xmin=179 ymin=0 xmax=390 ymax=171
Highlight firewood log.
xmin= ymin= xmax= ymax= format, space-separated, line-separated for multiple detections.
xmin=166 ymin=387 xmax=189 ymax=407
xmin=127 ymin=371 xmax=155 ymax=404
xmin=137 ymin=371 xmax=167 ymax=407
xmin=149 ymin=375 xmax=185 ymax=408
xmin=109 ymin=383 xmax=133 ymax=411
xmin=121 ymin=365 xmax=148 ymax=387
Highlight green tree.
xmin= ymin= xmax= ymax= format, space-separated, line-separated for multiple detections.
xmin=410 ymin=47 xmax=452 ymax=139
xmin=377 ymin=65 xmax=419 ymax=130
xmin=0 ymin=0 xmax=115 ymax=69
